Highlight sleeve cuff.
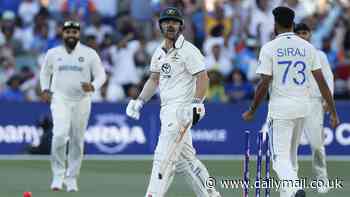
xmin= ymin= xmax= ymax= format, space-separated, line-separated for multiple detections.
xmin=192 ymin=69 xmax=205 ymax=76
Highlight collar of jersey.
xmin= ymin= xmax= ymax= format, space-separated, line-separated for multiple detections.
xmin=276 ymin=32 xmax=295 ymax=38
xmin=161 ymin=34 xmax=185 ymax=50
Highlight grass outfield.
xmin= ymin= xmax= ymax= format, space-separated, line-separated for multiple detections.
xmin=0 ymin=159 xmax=348 ymax=197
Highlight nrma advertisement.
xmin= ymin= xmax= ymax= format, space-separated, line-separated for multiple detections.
xmin=0 ymin=102 xmax=349 ymax=155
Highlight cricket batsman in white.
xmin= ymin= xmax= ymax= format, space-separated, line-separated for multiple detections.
xmin=294 ymin=22 xmax=334 ymax=193
xmin=40 ymin=20 xmax=106 ymax=192
xmin=242 ymin=7 xmax=339 ymax=197
xmin=126 ymin=7 xmax=221 ymax=197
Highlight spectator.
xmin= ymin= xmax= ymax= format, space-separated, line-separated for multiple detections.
xmin=281 ymin=0 xmax=312 ymax=22
xmin=130 ymin=0 xmax=153 ymax=40
xmin=145 ymin=25 xmax=162 ymax=55
xmin=191 ymin=3 xmax=206 ymax=48
xmin=0 ymin=10 xmax=24 ymax=55
xmin=0 ymin=0 xmax=349 ymax=102
xmin=92 ymin=72 xmax=125 ymax=102
xmin=225 ymin=69 xmax=254 ymax=102
xmin=247 ymin=0 xmax=274 ymax=45
xmin=99 ymin=33 xmax=114 ymax=69
xmin=0 ymin=56 xmax=16 ymax=92
xmin=0 ymin=0 xmax=22 ymax=14
xmin=134 ymin=35 xmax=151 ymax=76
xmin=205 ymin=0 xmax=232 ymax=38
xmin=84 ymin=33 xmax=98 ymax=51
xmin=309 ymin=3 xmax=342 ymax=49
xmin=18 ymin=66 xmax=38 ymax=101
xmin=109 ymin=32 xmax=140 ymax=87
xmin=203 ymin=24 xmax=223 ymax=55
xmin=91 ymin=0 xmax=118 ymax=21
xmin=125 ymin=83 xmax=140 ymax=100
xmin=47 ymin=22 xmax=63 ymax=49
xmin=206 ymin=70 xmax=228 ymax=103
xmin=0 ymin=75 xmax=25 ymax=101
xmin=84 ymin=12 xmax=113 ymax=44
xmin=30 ymin=22 xmax=50 ymax=55
xmin=224 ymin=0 xmax=248 ymax=37
xmin=18 ymin=0 xmax=40 ymax=27
xmin=322 ymin=36 xmax=338 ymax=70
xmin=205 ymin=38 xmax=232 ymax=77
xmin=235 ymin=37 xmax=260 ymax=80
xmin=61 ymin=0 xmax=97 ymax=21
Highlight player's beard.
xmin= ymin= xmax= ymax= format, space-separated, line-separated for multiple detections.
xmin=64 ymin=37 xmax=79 ymax=50
xmin=163 ymin=27 xmax=180 ymax=42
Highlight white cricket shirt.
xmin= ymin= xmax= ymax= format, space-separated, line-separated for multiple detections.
xmin=40 ymin=42 xmax=106 ymax=101
xmin=150 ymin=35 xmax=205 ymax=106
xmin=256 ymin=32 xmax=322 ymax=119
xmin=309 ymin=50 xmax=334 ymax=98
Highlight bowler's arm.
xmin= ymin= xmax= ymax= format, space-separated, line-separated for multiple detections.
xmin=312 ymin=69 xmax=336 ymax=114
xmin=312 ymin=69 xmax=339 ymax=128
xmin=249 ymin=74 xmax=272 ymax=113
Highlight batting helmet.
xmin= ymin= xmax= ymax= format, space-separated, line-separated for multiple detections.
xmin=158 ymin=7 xmax=184 ymax=26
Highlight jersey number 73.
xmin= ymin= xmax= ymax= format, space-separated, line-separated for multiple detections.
xmin=278 ymin=60 xmax=306 ymax=85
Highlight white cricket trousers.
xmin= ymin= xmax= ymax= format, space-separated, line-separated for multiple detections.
xmin=304 ymin=99 xmax=328 ymax=180
xmin=145 ymin=104 xmax=218 ymax=197
xmin=267 ymin=117 xmax=304 ymax=197
xmin=50 ymin=95 xmax=91 ymax=180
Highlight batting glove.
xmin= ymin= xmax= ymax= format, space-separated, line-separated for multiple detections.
xmin=126 ymin=99 xmax=144 ymax=120
xmin=191 ymin=98 xmax=205 ymax=126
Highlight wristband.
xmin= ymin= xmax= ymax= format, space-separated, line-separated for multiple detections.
xmin=192 ymin=98 xmax=202 ymax=104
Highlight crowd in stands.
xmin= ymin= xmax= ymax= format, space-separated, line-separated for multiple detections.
xmin=0 ymin=0 xmax=349 ymax=103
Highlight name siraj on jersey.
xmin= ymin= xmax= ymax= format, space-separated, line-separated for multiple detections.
xmin=276 ymin=48 xmax=306 ymax=57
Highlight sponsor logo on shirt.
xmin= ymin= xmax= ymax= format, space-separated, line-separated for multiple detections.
xmin=58 ymin=65 xmax=82 ymax=72
xmin=161 ymin=63 xmax=171 ymax=74
xmin=78 ymin=57 xmax=84 ymax=62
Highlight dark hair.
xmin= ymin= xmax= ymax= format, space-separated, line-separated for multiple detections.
xmin=226 ymin=69 xmax=247 ymax=83
xmin=272 ymin=6 xmax=295 ymax=28
xmin=210 ymin=24 xmax=224 ymax=37
xmin=294 ymin=23 xmax=311 ymax=33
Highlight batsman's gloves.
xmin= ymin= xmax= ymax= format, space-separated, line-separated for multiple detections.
xmin=126 ymin=98 xmax=144 ymax=120
xmin=191 ymin=98 xmax=205 ymax=126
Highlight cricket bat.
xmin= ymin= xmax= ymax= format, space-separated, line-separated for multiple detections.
xmin=158 ymin=122 xmax=192 ymax=180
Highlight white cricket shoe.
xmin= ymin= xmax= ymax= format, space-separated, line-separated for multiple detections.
xmin=50 ymin=177 xmax=64 ymax=191
xmin=65 ymin=177 xmax=79 ymax=192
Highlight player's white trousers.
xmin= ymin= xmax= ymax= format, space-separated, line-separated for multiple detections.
xmin=267 ymin=117 xmax=304 ymax=197
xmin=145 ymin=104 xmax=217 ymax=197
xmin=50 ymin=95 xmax=91 ymax=180
xmin=304 ymin=98 xmax=328 ymax=180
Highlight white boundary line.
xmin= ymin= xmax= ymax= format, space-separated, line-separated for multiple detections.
xmin=0 ymin=155 xmax=350 ymax=161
